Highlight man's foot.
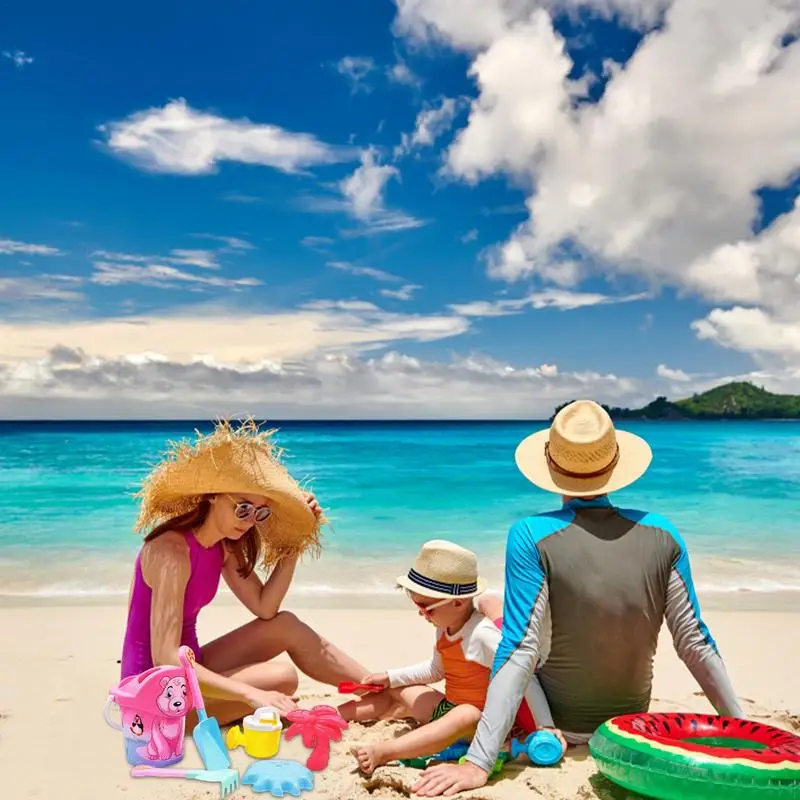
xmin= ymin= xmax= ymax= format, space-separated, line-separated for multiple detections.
xmin=351 ymin=743 xmax=389 ymax=776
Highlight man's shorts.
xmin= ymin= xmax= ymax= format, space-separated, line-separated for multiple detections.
xmin=430 ymin=698 xmax=457 ymax=721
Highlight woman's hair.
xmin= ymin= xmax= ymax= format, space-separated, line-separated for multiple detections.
xmin=144 ymin=495 xmax=261 ymax=578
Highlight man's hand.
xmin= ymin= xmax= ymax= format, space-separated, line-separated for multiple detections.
xmin=543 ymin=727 xmax=568 ymax=753
xmin=412 ymin=761 xmax=489 ymax=797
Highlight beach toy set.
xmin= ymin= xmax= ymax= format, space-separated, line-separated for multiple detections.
xmin=104 ymin=646 xmax=349 ymax=798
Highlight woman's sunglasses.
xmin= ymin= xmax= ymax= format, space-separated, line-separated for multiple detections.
xmin=226 ymin=495 xmax=272 ymax=523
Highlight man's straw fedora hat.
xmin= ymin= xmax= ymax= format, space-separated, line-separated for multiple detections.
xmin=515 ymin=399 xmax=652 ymax=496
xmin=396 ymin=539 xmax=487 ymax=600
xmin=134 ymin=418 xmax=321 ymax=565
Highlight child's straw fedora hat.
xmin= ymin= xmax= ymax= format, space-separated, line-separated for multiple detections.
xmin=134 ymin=418 xmax=321 ymax=564
xmin=397 ymin=539 xmax=486 ymax=600
xmin=515 ymin=399 xmax=652 ymax=497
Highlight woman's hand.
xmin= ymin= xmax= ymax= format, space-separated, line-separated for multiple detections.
xmin=304 ymin=492 xmax=323 ymax=519
xmin=246 ymin=688 xmax=299 ymax=716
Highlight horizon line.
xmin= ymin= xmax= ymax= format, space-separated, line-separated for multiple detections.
xmin=0 ymin=417 xmax=555 ymax=424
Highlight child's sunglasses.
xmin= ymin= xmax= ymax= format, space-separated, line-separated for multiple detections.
xmin=405 ymin=589 xmax=453 ymax=615
xmin=226 ymin=495 xmax=272 ymax=523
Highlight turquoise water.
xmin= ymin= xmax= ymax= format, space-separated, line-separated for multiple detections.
xmin=1 ymin=420 xmax=799 ymax=598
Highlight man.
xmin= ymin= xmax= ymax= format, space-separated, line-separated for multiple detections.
xmin=412 ymin=399 xmax=744 ymax=797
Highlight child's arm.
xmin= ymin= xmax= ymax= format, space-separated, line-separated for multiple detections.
xmin=386 ymin=644 xmax=446 ymax=688
xmin=470 ymin=620 xmax=558 ymax=729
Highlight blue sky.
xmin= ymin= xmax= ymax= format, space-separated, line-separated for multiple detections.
xmin=2 ymin=0 xmax=800 ymax=418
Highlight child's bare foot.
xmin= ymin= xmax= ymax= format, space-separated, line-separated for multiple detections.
xmin=351 ymin=743 xmax=388 ymax=776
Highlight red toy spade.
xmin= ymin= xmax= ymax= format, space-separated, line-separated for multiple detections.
xmin=337 ymin=681 xmax=385 ymax=694
xmin=284 ymin=706 xmax=348 ymax=771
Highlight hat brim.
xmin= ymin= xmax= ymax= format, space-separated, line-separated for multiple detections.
xmin=514 ymin=428 xmax=652 ymax=496
xmin=396 ymin=573 xmax=487 ymax=600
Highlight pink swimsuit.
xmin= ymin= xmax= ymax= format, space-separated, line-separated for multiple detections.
xmin=120 ymin=530 xmax=225 ymax=678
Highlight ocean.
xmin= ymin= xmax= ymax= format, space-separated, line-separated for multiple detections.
xmin=2 ymin=419 xmax=800 ymax=601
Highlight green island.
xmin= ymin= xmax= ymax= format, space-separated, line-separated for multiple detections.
xmin=552 ymin=381 xmax=800 ymax=421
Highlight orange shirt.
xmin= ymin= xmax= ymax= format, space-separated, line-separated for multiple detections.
xmin=387 ymin=609 xmax=501 ymax=710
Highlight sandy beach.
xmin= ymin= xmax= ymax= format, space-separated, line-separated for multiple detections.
xmin=1 ymin=594 xmax=798 ymax=800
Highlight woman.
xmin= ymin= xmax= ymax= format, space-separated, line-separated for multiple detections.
xmin=120 ymin=418 xmax=371 ymax=725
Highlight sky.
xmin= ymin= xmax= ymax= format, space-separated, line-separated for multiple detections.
xmin=2 ymin=0 xmax=800 ymax=419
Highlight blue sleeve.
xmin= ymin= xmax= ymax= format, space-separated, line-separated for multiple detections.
xmin=466 ymin=519 xmax=552 ymax=773
xmin=670 ymin=533 xmax=717 ymax=652
xmin=491 ymin=520 xmax=548 ymax=676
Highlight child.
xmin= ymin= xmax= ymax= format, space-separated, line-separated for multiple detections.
xmin=341 ymin=539 xmax=556 ymax=775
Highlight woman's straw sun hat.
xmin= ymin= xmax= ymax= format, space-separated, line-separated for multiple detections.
xmin=134 ymin=418 xmax=321 ymax=564
xmin=515 ymin=399 xmax=652 ymax=497
xmin=396 ymin=539 xmax=486 ymax=600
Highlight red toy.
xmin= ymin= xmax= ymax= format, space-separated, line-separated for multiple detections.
xmin=492 ymin=617 xmax=536 ymax=734
xmin=337 ymin=681 xmax=385 ymax=694
xmin=284 ymin=706 xmax=348 ymax=771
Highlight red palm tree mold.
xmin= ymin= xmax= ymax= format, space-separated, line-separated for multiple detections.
xmin=284 ymin=705 xmax=348 ymax=771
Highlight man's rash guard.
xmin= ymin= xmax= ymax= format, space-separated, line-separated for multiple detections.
xmin=465 ymin=496 xmax=743 ymax=774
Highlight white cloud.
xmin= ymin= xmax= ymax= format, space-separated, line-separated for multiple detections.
xmin=340 ymin=147 xmax=400 ymax=218
xmin=692 ymin=307 xmax=800 ymax=360
xmin=380 ymin=284 xmax=422 ymax=300
xmin=0 ymin=344 xmax=642 ymax=419
xmin=656 ymin=364 xmax=692 ymax=382
xmin=328 ymin=261 xmax=403 ymax=282
xmin=387 ymin=57 xmax=422 ymax=88
xmin=222 ymin=192 xmax=263 ymax=204
xmin=0 ymin=238 xmax=62 ymax=256
xmin=0 ymin=276 xmax=83 ymax=302
xmin=395 ymin=96 xmax=464 ymax=157
xmin=92 ymin=248 xmax=220 ymax=269
xmin=89 ymin=262 xmax=261 ymax=290
xmin=392 ymin=0 xmax=669 ymax=51
xmin=2 ymin=50 xmax=33 ymax=68
xmin=302 ymin=236 xmax=334 ymax=248
xmin=336 ymin=148 xmax=426 ymax=234
xmin=392 ymin=0 xmax=800 ymax=366
xmin=449 ymin=288 xmax=647 ymax=316
xmin=461 ymin=229 xmax=479 ymax=243
xmin=0 ymin=304 xmax=469 ymax=367
xmin=335 ymin=56 xmax=377 ymax=93
xmin=100 ymin=98 xmax=355 ymax=175
xmin=191 ymin=234 xmax=254 ymax=251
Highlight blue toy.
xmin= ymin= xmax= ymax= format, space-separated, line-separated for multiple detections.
xmin=400 ymin=730 xmax=564 ymax=773
xmin=510 ymin=730 xmax=565 ymax=766
xmin=242 ymin=759 xmax=315 ymax=797
xmin=399 ymin=739 xmax=470 ymax=768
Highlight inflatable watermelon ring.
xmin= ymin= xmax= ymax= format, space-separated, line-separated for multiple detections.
xmin=589 ymin=712 xmax=800 ymax=800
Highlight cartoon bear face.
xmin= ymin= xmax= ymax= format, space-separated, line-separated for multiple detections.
xmin=157 ymin=676 xmax=188 ymax=716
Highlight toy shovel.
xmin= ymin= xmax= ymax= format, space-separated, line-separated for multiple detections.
xmin=179 ymin=646 xmax=231 ymax=770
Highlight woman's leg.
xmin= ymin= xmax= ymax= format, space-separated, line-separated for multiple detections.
xmin=339 ymin=685 xmax=444 ymax=723
xmin=198 ymin=610 xmax=370 ymax=722
xmin=189 ymin=661 xmax=300 ymax=729
xmin=352 ymin=702 xmax=482 ymax=776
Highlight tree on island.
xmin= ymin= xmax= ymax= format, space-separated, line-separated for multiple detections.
xmin=551 ymin=381 xmax=800 ymax=421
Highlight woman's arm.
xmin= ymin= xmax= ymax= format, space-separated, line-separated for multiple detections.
xmin=222 ymin=552 xmax=298 ymax=620
xmin=221 ymin=491 xmax=323 ymax=619
xmin=141 ymin=532 xmax=266 ymax=705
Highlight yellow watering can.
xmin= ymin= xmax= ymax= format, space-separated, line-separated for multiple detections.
xmin=226 ymin=707 xmax=282 ymax=759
